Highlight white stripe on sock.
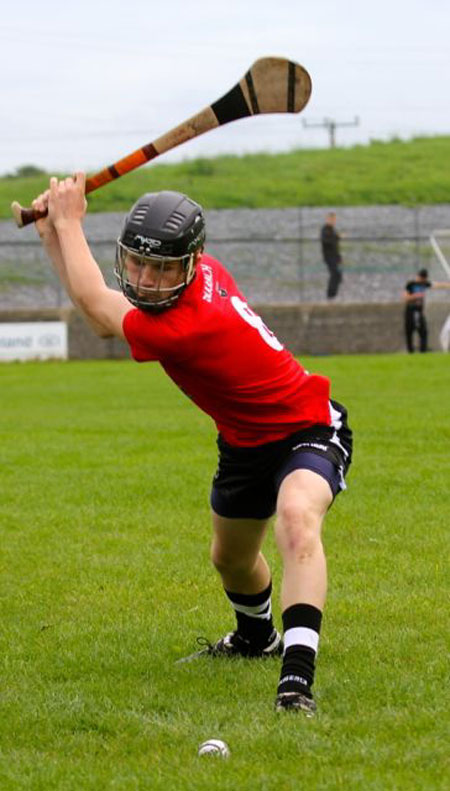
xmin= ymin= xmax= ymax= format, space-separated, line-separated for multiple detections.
xmin=284 ymin=626 xmax=319 ymax=653
xmin=232 ymin=600 xmax=272 ymax=620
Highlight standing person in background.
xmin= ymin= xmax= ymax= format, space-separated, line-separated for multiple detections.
xmin=320 ymin=212 xmax=344 ymax=300
xmin=403 ymin=268 xmax=450 ymax=353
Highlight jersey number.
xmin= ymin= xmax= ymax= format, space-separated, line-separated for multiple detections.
xmin=231 ymin=296 xmax=284 ymax=351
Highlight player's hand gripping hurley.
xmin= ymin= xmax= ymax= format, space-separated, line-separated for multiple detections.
xmin=11 ymin=57 xmax=312 ymax=228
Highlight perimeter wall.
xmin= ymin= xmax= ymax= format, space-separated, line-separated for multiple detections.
xmin=1 ymin=204 xmax=449 ymax=357
xmin=0 ymin=301 xmax=448 ymax=357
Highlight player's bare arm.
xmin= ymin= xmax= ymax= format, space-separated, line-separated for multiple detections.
xmin=46 ymin=173 xmax=132 ymax=339
xmin=431 ymin=281 xmax=450 ymax=289
xmin=33 ymin=188 xmax=68 ymax=286
xmin=32 ymin=187 xmax=105 ymax=337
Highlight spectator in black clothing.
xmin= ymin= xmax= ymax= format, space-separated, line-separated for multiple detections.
xmin=321 ymin=212 xmax=343 ymax=299
xmin=404 ymin=268 xmax=450 ymax=353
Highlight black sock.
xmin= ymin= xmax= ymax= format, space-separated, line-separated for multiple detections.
xmin=225 ymin=582 xmax=274 ymax=645
xmin=278 ymin=603 xmax=323 ymax=698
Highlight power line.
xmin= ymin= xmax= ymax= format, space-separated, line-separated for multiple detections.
xmin=302 ymin=117 xmax=360 ymax=148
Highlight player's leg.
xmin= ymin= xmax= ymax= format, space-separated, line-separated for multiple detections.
xmin=326 ymin=263 xmax=336 ymax=298
xmin=273 ymin=401 xmax=352 ymax=714
xmin=275 ymin=470 xmax=331 ymax=610
xmin=207 ymin=434 xmax=283 ymax=657
xmin=405 ymin=308 xmax=415 ymax=352
xmin=210 ymin=512 xmax=270 ymax=594
xmin=274 ymin=469 xmax=332 ymax=713
xmin=208 ymin=512 xmax=282 ymax=656
xmin=327 ymin=263 xmax=341 ymax=299
xmin=418 ymin=313 xmax=428 ymax=352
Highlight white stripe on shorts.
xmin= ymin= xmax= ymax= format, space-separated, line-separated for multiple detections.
xmin=329 ymin=401 xmax=343 ymax=430
xmin=329 ymin=401 xmax=349 ymax=460
xmin=284 ymin=626 xmax=319 ymax=653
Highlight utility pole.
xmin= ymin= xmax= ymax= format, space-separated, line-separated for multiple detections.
xmin=302 ymin=117 xmax=360 ymax=148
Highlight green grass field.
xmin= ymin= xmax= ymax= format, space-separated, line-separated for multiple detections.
xmin=2 ymin=136 xmax=450 ymax=217
xmin=1 ymin=354 xmax=449 ymax=790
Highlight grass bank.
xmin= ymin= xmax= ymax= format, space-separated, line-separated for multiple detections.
xmin=1 ymin=136 xmax=450 ymax=218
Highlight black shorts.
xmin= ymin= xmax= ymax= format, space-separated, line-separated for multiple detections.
xmin=210 ymin=400 xmax=353 ymax=520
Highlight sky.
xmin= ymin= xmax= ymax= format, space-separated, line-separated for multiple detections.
xmin=1 ymin=0 xmax=449 ymax=177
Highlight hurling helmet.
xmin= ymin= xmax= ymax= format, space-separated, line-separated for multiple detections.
xmin=115 ymin=191 xmax=205 ymax=311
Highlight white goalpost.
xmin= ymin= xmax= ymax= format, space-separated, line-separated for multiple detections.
xmin=429 ymin=229 xmax=450 ymax=352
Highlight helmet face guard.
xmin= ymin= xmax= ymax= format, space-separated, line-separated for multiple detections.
xmin=115 ymin=244 xmax=196 ymax=312
xmin=115 ymin=190 xmax=205 ymax=312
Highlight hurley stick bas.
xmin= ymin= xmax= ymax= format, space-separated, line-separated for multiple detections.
xmin=11 ymin=56 xmax=312 ymax=228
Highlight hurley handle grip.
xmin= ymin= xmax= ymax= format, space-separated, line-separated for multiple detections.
xmin=11 ymin=201 xmax=47 ymax=228
xmin=11 ymin=171 xmax=102 ymax=227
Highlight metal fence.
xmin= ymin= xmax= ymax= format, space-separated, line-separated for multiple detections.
xmin=1 ymin=205 xmax=449 ymax=309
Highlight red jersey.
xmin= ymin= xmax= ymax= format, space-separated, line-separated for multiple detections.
xmin=123 ymin=253 xmax=331 ymax=446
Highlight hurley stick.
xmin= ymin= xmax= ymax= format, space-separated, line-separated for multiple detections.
xmin=11 ymin=57 xmax=312 ymax=228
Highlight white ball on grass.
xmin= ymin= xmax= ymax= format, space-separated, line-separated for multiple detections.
xmin=198 ymin=739 xmax=230 ymax=758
